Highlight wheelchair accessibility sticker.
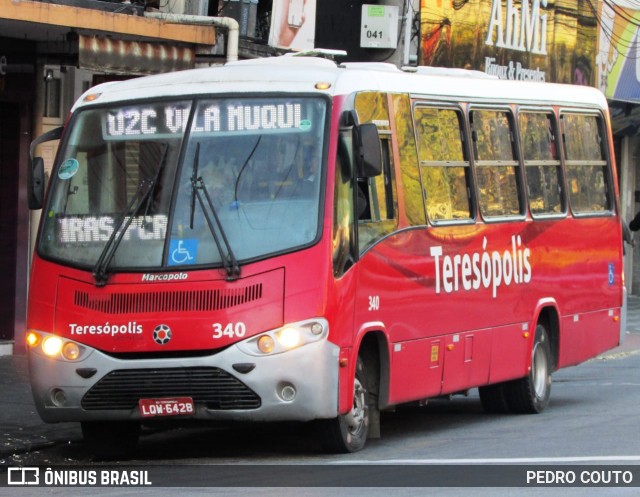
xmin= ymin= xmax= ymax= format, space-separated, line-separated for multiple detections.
xmin=608 ymin=262 xmax=615 ymax=285
xmin=169 ymin=239 xmax=198 ymax=266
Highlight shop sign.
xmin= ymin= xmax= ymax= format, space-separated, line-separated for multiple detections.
xmin=597 ymin=2 xmax=640 ymax=102
xmin=485 ymin=0 xmax=548 ymax=55
xmin=420 ymin=0 xmax=596 ymax=86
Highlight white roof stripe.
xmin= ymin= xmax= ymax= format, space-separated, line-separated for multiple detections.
xmin=74 ymin=57 xmax=608 ymax=111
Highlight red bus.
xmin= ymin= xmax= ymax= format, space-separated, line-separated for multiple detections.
xmin=26 ymin=55 xmax=625 ymax=457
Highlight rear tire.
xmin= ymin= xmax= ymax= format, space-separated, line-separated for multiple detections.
xmin=319 ymin=356 xmax=370 ymax=453
xmin=505 ymin=324 xmax=552 ymax=413
xmin=81 ymin=421 xmax=140 ymax=460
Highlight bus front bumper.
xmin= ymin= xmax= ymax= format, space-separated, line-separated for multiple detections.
xmin=28 ymin=327 xmax=340 ymax=424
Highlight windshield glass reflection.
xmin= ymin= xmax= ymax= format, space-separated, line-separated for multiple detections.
xmin=39 ymin=97 xmax=327 ymax=272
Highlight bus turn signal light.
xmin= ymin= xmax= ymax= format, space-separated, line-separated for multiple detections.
xmin=26 ymin=331 xmax=40 ymax=347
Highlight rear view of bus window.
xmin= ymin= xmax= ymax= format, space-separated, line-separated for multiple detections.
xmin=562 ymin=113 xmax=611 ymax=214
xmin=471 ymin=109 xmax=522 ymax=218
xmin=519 ymin=111 xmax=565 ymax=216
xmin=414 ymin=106 xmax=472 ymax=222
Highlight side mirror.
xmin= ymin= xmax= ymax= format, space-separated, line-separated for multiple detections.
xmin=28 ymin=126 xmax=63 ymax=210
xmin=28 ymin=157 xmax=45 ymax=210
xmin=355 ymin=123 xmax=382 ymax=178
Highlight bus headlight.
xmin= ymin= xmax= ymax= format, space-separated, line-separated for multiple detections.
xmin=27 ymin=330 xmax=88 ymax=362
xmin=42 ymin=336 xmax=63 ymax=357
xmin=238 ymin=318 xmax=328 ymax=356
xmin=277 ymin=327 xmax=301 ymax=349
xmin=62 ymin=342 xmax=81 ymax=361
xmin=257 ymin=335 xmax=275 ymax=354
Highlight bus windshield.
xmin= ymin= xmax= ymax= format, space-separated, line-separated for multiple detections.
xmin=39 ymin=96 xmax=327 ymax=274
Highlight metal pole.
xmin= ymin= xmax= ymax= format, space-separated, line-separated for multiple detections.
xmin=145 ymin=12 xmax=240 ymax=62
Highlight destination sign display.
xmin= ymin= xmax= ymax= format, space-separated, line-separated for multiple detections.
xmin=103 ymin=100 xmax=310 ymax=140
xmin=56 ymin=214 xmax=168 ymax=244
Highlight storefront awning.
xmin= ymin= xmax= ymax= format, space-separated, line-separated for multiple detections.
xmin=79 ymin=35 xmax=195 ymax=76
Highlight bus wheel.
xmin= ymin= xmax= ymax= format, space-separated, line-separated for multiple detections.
xmin=320 ymin=356 xmax=370 ymax=453
xmin=81 ymin=421 xmax=140 ymax=460
xmin=505 ymin=324 xmax=552 ymax=414
xmin=478 ymin=383 xmax=509 ymax=414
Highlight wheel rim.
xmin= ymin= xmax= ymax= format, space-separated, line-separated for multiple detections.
xmin=344 ymin=377 xmax=366 ymax=434
xmin=531 ymin=342 xmax=548 ymax=399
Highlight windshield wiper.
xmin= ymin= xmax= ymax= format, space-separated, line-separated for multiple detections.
xmin=233 ymin=136 xmax=262 ymax=203
xmin=190 ymin=143 xmax=241 ymax=281
xmin=92 ymin=144 xmax=169 ymax=287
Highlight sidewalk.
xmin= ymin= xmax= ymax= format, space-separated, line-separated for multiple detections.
xmin=2 ymin=297 xmax=640 ymax=462
xmin=615 ymin=293 xmax=640 ymax=355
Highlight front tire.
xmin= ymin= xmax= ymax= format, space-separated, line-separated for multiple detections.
xmin=505 ymin=324 xmax=552 ymax=413
xmin=319 ymin=356 xmax=370 ymax=453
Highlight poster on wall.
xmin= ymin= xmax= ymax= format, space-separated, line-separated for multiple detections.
xmin=269 ymin=0 xmax=317 ymax=51
xmin=597 ymin=1 xmax=640 ymax=101
xmin=420 ymin=0 xmax=597 ymax=85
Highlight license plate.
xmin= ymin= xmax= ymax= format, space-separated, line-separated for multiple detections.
xmin=139 ymin=397 xmax=194 ymax=418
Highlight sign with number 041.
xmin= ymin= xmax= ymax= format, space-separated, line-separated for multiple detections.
xmin=360 ymin=4 xmax=398 ymax=49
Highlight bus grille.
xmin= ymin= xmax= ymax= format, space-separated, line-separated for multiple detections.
xmin=74 ymin=284 xmax=263 ymax=314
xmin=81 ymin=367 xmax=261 ymax=411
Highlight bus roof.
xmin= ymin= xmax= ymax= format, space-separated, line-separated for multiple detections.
xmin=75 ymin=56 xmax=609 ymax=111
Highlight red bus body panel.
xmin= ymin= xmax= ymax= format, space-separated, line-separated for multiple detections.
xmin=352 ymin=216 xmax=622 ymax=406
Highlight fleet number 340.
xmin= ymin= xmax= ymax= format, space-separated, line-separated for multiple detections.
xmin=368 ymin=295 xmax=380 ymax=311
xmin=212 ymin=322 xmax=246 ymax=339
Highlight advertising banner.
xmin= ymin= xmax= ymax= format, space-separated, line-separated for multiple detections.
xmin=269 ymin=0 xmax=317 ymax=51
xmin=420 ymin=0 xmax=597 ymax=86
xmin=597 ymin=1 xmax=640 ymax=102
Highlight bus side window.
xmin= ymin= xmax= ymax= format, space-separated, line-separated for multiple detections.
xmin=518 ymin=111 xmax=565 ymax=217
xmin=414 ymin=106 xmax=472 ymax=223
xmin=470 ymin=109 xmax=523 ymax=219
xmin=391 ymin=93 xmax=425 ymax=226
xmin=357 ymin=135 xmax=398 ymax=251
xmin=333 ymin=133 xmax=356 ymax=277
xmin=561 ymin=112 xmax=611 ymax=215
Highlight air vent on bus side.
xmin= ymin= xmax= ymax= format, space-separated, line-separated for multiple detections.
xmin=73 ymin=284 xmax=263 ymax=314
